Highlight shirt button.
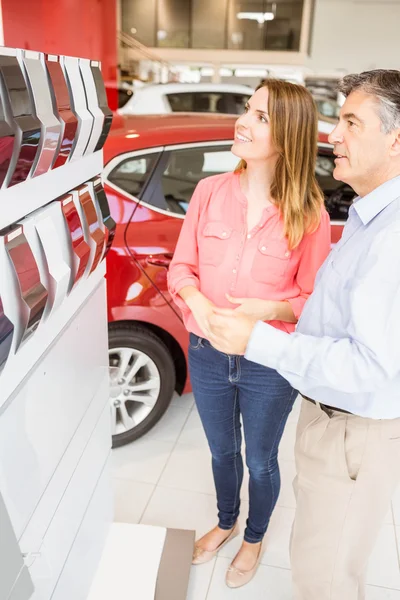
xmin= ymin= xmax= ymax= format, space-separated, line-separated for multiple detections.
xmin=247 ymin=234 xmax=251 ymax=239
xmin=285 ymin=251 xmax=290 ymax=257
xmin=233 ymin=269 xmax=237 ymax=274
xmin=261 ymin=246 xmax=266 ymax=251
xmin=222 ymin=232 xmax=227 ymax=237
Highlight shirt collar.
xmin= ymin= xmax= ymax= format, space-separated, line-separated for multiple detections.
xmin=353 ymin=174 xmax=400 ymax=225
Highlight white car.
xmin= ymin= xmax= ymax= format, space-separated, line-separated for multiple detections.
xmin=118 ymin=82 xmax=254 ymax=116
xmin=118 ymin=81 xmax=337 ymax=135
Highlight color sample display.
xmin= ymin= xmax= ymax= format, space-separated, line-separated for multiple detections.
xmin=60 ymin=56 xmax=94 ymax=161
xmin=45 ymin=54 xmax=79 ymax=168
xmin=0 ymin=94 xmax=15 ymax=188
xmin=90 ymin=62 xmax=113 ymax=152
xmin=60 ymin=194 xmax=91 ymax=288
xmin=21 ymin=50 xmax=61 ymax=177
xmin=0 ymin=296 xmax=13 ymax=368
xmin=77 ymin=186 xmax=105 ymax=273
xmin=92 ymin=177 xmax=116 ymax=259
xmin=0 ymin=50 xmax=41 ymax=186
xmin=78 ymin=59 xmax=105 ymax=156
xmin=4 ymin=226 xmax=48 ymax=345
xmin=35 ymin=214 xmax=71 ymax=316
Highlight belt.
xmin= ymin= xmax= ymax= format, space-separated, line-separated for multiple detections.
xmin=300 ymin=394 xmax=352 ymax=418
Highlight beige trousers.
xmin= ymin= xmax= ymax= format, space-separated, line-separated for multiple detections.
xmin=291 ymin=398 xmax=400 ymax=600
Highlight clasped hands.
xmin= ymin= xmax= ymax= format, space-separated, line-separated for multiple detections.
xmin=187 ymin=292 xmax=278 ymax=355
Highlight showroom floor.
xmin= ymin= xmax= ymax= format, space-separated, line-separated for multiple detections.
xmin=112 ymin=393 xmax=400 ymax=599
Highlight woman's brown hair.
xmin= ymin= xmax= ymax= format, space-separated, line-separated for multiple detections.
xmin=235 ymin=79 xmax=325 ymax=250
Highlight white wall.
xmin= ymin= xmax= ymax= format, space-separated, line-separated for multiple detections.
xmin=308 ymin=0 xmax=400 ymax=73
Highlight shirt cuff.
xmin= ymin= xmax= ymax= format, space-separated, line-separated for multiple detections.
xmin=245 ymin=320 xmax=292 ymax=370
xmin=169 ymin=276 xmax=199 ymax=312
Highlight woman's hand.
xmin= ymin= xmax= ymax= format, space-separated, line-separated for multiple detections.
xmin=212 ymin=294 xmax=297 ymax=324
xmin=223 ymin=294 xmax=278 ymax=321
xmin=184 ymin=290 xmax=215 ymax=337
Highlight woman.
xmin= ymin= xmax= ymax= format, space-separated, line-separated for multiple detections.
xmin=167 ymin=80 xmax=331 ymax=588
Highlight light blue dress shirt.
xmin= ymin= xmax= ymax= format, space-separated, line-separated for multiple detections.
xmin=245 ymin=175 xmax=400 ymax=419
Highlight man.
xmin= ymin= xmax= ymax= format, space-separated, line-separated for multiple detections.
xmin=207 ymin=70 xmax=400 ymax=600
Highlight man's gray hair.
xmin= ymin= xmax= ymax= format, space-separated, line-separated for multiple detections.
xmin=339 ymin=70 xmax=400 ymax=134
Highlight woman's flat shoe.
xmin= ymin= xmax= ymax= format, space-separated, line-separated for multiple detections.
xmin=192 ymin=523 xmax=239 ymax=565
xmin=225 ymin=544 xmax=262 ymax=588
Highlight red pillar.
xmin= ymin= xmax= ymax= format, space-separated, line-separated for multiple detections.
xmin=1 ymin=0 xmax=118 ymax=110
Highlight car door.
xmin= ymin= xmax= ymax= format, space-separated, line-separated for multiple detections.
xmin=103 ymin=148 xmax=166 ymax=317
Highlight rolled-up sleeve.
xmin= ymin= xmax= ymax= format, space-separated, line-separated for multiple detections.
xmin=286 ymin=209 xmax=331 ymax=319
xmin=167 ymin=179 xmax=205 ymax=312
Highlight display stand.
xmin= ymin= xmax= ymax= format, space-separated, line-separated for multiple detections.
xmin=0 ymin=47 xmax=114 ymax=600
xmin=88 ymin=524 xmax=195 ymax=600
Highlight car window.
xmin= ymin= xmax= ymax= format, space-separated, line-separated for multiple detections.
xmin=167 ymin=92 xmax=194 ymax=112
xmin=231 ymin=94 xmax=251 ymax=114
xmin=107 ymin=153 xmax=160 ymax=198
xmin=152 ymin=145 xmax=236 ymax=215
xmin=194 ymin=93 xmax=221 ymax=112
xmin=166 ymin=92 xmax=248 ymax=114
xmin=316 ymin=148 xmax=355 ymax=221
xmin=167 ymin=92 xmax=221 ymax=113
xmin=316 ymin=99 xmax=340 ymax=119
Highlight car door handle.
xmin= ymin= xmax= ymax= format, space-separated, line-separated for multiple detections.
xmin=146 ymin=253 xmax=173 ymax=268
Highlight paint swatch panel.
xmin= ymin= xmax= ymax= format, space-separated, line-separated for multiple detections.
xmin=0 ymin=53 xmax=41 ymax=185
xmin=61 ymin=195 xmax=91 ymax=286
xmin=45 ymin=55 xmax=79 ymax=167
xmin=0 ymin=93 xmax=15 ymax=187
xmin=93 ymin=178 xmax=116 ymax=259
xmin=78 ymin=187 xmax=105 ymax=273
xmin=5 ymin=227 xmax=48 ymax=343
xmin=90 ymin=62 xmax=113 ymax=151
xmin=21 ymin=51 xmax=61 ymax=177
xmin=0 ymin=296 xmax=13 ymax=367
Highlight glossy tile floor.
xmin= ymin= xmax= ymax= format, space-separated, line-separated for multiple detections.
xmin=112 ymin=393 xmax=400 ymax=599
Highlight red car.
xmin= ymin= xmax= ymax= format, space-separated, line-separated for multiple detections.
xmin=103 ymin=113 xmax=353 ymax=447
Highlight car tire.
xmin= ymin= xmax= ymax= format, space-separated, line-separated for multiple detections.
xmin=108 ymin=324 xmax=176 ymax=448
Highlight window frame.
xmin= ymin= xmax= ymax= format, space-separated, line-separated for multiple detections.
xmin=103 ymin=140 xmax=234 ymax=219
xmin=103 ymin=146 xmax=164 ymax=200
xmin=103 ymin=140 xmax=348 ymax=224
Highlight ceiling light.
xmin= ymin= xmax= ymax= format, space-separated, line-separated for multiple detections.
xmin=237 ymin=12 xmax=274 ymax=24
xmin=200 ymin=67 xmax=214 ymax=77
xmin=235 ymin=68 xmax=269 ymax=78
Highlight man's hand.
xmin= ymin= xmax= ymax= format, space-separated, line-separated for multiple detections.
xmin=208 ymin=310 xmax=257 ymax=355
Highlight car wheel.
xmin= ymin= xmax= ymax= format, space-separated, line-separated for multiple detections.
xmin=108 ymin=324 xmax=176 ymax=448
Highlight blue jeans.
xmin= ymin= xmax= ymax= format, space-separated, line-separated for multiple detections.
xmin=188 ymin=333 xmax=296 ymax=544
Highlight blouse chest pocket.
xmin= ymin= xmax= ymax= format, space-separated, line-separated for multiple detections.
xmin=199 ymin=222 xmax=233 ymax=267
xmin=251 ymin=237 xmax=292 ymax=285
